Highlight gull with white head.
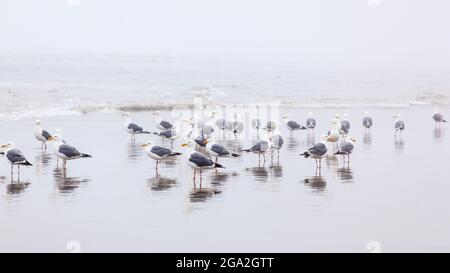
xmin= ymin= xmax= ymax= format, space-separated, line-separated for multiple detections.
xmin=34 ymin=119 xmax=53 ymax=150
xmin=122 ymin=112 xmax=152 ymax=141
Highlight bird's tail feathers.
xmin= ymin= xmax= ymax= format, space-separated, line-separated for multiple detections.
xmin=335 ymin=151 xmax=346 ymax=155
xmin=231 ymin=153 xmax=240 ymax=157
xmin=300 ymin=152 xmax=310 ymax=158
xmin=214 ymin=163 xmax=225 ymax=169
xmin=81 ymin=153 xmax=92 ymax=158
xmin=241 ymin=149 xmax=251 ymax=152
xmin=443 ymin=120 xmax=447 ymax=123
xmin=142 ymin=131 xmax=151 ymax=134
xmin=21 ymin=160 xmax=33 ymax=166
xmin=169 ymin=152 xmax=182 ymax=156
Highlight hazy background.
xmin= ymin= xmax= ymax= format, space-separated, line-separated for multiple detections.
xmin=2 ymin=0 xmax=450 ymax=70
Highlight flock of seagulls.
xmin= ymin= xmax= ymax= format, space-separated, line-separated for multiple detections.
xmin=0 ymin=108 xmax=447 ymax=182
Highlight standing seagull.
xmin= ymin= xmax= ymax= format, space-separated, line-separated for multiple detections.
xmin=154 ymin=129 xmax=179 ymax=148
xmin=335 ymin=136 xmax=356 ymax=167
xmin=48 ymin=135 xmax=92 ymax=169
xmin=204 ymin=138 xmax=240 ymax=163
xmin=327 ymin=116 xmax=341 ymax=148
xmin=34 ymin=120 xmax=52 ymax=150
xmin=433 ymin=108 xmax=447 ymax=128
xmin=363 ymin=112 xmax=373 ymax=131
xmin=282 ymin=115 xmax=307 ymax=137
xmin=242 ymin=140 xmax=271 ymax=165
xmin=141 ymin=140 xmax=182 ymax=173
xmin=181 ymin=140 xmax=225 ymax=182
xmin=269 ymin=133 xmax=284 ymax=164
xmin=300 ymin=135 xmax=328 ymax=170
xmin=0 ymin=142 xmax=32 ymax=180
xmin=306 ymin=113 xmax=316 ymax=131
xmin=340 ymin=113 xmax=351 ymax=136
xmin=122 ymin=112 xmax=151 ymax=141
xmin=152 ymin=111 xmax=174 ymax=130
xmin=393 ymin=114 xmax=406 ymax=137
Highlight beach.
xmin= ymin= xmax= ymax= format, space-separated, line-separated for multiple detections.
xmin=0 ymin=107 xmax=449 ymax=252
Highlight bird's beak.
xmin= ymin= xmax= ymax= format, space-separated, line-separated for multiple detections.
xmin=203 ymin=139 xmax=209 ymax=145
xmin=181 ymin=143 xmax=188 ymax=147
xmin=141 ymin=144 xmax=148 ymax=147
xmin=0 ymin=144 xmax=8 ymax=148
xmin=48 ymin=136 xmax=54 ymax=141
xmin=351 ymin=138 xmax=357 ymax=142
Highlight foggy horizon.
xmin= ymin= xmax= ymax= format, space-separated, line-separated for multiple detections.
xmin=2 ymin=0 xmax=450 ymax=70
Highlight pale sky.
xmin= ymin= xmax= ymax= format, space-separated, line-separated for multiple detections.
xmin=1 ymin=0 xmax=450 ymax=69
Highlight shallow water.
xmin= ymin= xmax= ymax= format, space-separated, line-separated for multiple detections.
xmin=0 ymin=107 xmax=449 ymax=252
xmin=1 ymin=53 xmax=449 ymax=121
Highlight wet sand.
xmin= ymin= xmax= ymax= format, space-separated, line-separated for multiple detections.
xmin=0 ymin=107 xmax=449 ymax=252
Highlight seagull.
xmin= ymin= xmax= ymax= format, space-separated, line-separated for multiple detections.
xmin=264 ymin=121 xmax=278 ymax=133
xmin=252 ymin=118 xmax=262 ymax=131
xmin=215 ymin=118 xmax=228 ymax=135
xmin=197 ymin=113 xmax=215 ymax=137
xmin=34 ymin=120 xmax=52 ymax=150
xmin=181 ymin=140 xmax=225 ymax=182
xmin=242 ymin=140 xmax=271 ymax=165
xmin=48 ymin=135 xmax=92 ymax=169
xmin=152 ymin=111 xmax=174 ymax=130
xmin=282 ymin=115 xmax=307 ymax=137
xmin=433 ymin=108 xmax=447 ymax=128
xmin=51 ymin=130 xmax=68 ymax=167
xmin=363 ymin=112 xmax=373 ymax=131
xmin=340 ymin=113 xmax=350 ymax=136
xmin=154 ymin=129 xmax=179 ymax=148
xmin=0 ymin=142 xmax=32 ymax=180
xmin=122 ymin=112 xmax=151 ymax=141
xmin=141 ymin=140 xmax=182 ymax=172
xmin=231 ymin=113 xmax=244 ymax=136
xmin=335 ymin=136 xmax=356 ymax=167
xmin=393 ymin=114 xmax=405 ymax=137
xmin=204 ymin=138 xmax=240 ymax=163
xmin=300 ymin=134 xmax=328 ymax=170
xmin=269 ymin=133 xmax=284 ymax=163
xmin=306 ymin=112 xmax=316 ymax=131
xmin=327 ymin=116 xmax=341 ymax=148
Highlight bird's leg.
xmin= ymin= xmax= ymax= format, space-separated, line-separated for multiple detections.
xmin=10 ymin=165 xmax=13 ymax=181
xmin=277 ymin=150 xmax=280 ymax=164
xmin=17 ymin=165 xmax=20 ymax=181
xmin=258 ymin=154 xmax=261 ymax=166
xmin=199 ymin=170 xmax=203 ymax=187
xmin=44 ymin=141 xmax=47 ymax=150
xmin=263 ymin=153 xmax=266 ymax=165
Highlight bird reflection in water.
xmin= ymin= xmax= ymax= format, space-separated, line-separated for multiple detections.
xmin=287 ymin=138 xmax=300 ymax=152
xmin=147 ymin=176 xmax=177 ymax=192
xmin=6 ymin=181 xmax=31 ymax=195
xmin=127 ymin=142 xmax=143 ymax=161
xmin=305 ymin=134 xmax=315 ymax=148
xmin=269 ymin=165 xmax=283 ymax=178
xmin=394 ymin=138 xmax=405 ymax=152
xmin=34 ymin=151 xmax=53 ymax=175
xmin=189 ymin=187 xmax=221 ymax=203
xmin=363 ymin=132 xmax=372 ymax=148
xmin=304 ymin=175 xmax=326 ymax=193
xmin=325 ymin=154 xmax=339 ymax=170
xmin=209 ymin=172 xmax=238 ymax=186
xmin=433 ymin=128 xmax=443 ymax=140
xmin=53 ymin=168 xmax=90 ymax=193
xmin=337 ymin=167 xmax=354 ymax=183
xmin=245 ymin=166 xmax=269 ymax=182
